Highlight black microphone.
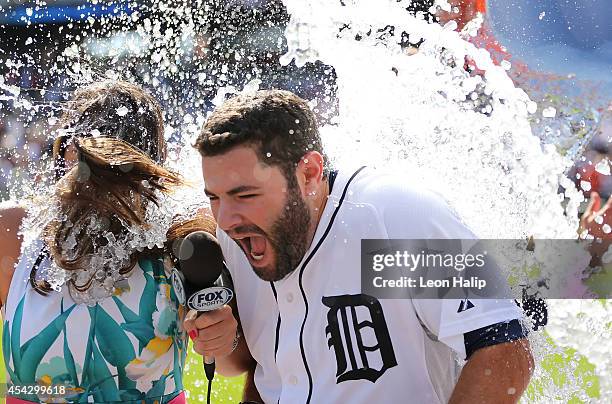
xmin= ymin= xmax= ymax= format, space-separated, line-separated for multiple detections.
xmin=173 ymin=231 xmax=234 ymax=385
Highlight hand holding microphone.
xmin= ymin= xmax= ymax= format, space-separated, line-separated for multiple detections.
xmin=175 ymin=231 xmax=239 ymax=382
xmin=185 ymin=305 xmax=238 ymax=358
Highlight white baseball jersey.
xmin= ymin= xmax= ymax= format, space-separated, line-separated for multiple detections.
xmin=218 ymin=167 xmax=522 ymax=404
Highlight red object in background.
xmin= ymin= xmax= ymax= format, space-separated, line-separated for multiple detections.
xmin=448 ymin=0 xmax=530 ymax=74
xmin=475 ymin=0 xmax=486 ymax=13
xmin=580 ymin=164 xmax=602 ymax=196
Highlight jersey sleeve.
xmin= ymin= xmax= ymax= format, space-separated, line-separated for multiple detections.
xmin=381 ymin=187 xmax=523 ymax=359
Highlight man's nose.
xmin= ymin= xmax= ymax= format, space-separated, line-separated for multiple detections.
xmin=215 ymin=200 xmax=242 ymax=232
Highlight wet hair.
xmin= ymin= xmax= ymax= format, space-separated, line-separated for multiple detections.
xmin=52 ymin=80 xmax=166 ymax=180
xmin=195 ymin=89 xmax=329 ymax=182
xmin=37 ymin=137 xmax=182 ymax=295
xmin=33 ymin=81 xmax=182 ymax=295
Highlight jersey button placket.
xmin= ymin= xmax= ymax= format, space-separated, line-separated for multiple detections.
xmin=275 ymin=279 xmax=308 ymax=402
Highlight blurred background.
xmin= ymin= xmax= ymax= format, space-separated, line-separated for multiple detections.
xmin=1 ymin=0 xmax=610 ymax=201
xmin=0 ymin=0 xmax=348 ymax=200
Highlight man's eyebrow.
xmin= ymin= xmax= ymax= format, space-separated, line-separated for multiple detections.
xmin=227 ymin=185 xmax=260 ymax=195
xmin=205 ymin=185 xmax=261 ymax=197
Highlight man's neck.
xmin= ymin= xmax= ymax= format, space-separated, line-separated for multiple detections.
xmin=308 ymin=178 xmax=331 ymax=246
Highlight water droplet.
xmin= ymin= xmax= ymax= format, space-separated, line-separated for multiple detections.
xmin=542 ymin=106 xmax=556 ymax=118
xmin=580 ymin=181 xmax=591 ymax=192
xmin=119 ymin=163 xmax=134 ymax=173
xmin=595 ymin=159 xmax=610 ymax=175
xmin=116 ymin=106 xmax=129 ymax=116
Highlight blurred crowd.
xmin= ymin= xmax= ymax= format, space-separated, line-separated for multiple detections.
xmin=0 ymin=0 xmax=338 ymax=200
xmin=0 ymin=47 xmax=69 ymax=199
xmin=1 ymin=0 xmax=610 ymax=203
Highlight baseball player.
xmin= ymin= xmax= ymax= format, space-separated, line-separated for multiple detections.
xmin=185 ymin=90 xmax=533 ymax=403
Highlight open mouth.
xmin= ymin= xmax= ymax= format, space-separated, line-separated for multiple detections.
xmin=234 ymin=234 xmax=269 ymax=265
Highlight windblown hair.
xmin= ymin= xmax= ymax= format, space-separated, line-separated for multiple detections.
xmin=32 ymin=81 xmax=180 ymax=295
xmin=38 ymin=137 xmax=182 ymax=294
xmin=195 ymin=89 xmax=329 ymax=182
xmin=52 ymin=80 xmax=166 ymax=180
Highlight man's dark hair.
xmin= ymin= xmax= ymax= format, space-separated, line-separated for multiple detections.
xmin=195 ymin=90 xmax=328 ymax=183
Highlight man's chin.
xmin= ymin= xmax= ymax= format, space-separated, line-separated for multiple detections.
xmin=252 ymin=265 xmax=279 ymax=282
xmin=251 ymin=263 xmax=293 ymax=282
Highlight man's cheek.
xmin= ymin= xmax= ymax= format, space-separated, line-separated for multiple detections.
xmin=207 ymin=203 xmax=219 ymax=220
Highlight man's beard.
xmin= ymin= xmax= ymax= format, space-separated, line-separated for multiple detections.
xmin=254 ymin=184 xmax=311 ymax=281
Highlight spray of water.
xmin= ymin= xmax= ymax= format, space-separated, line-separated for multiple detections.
xmin=1 ymin=0 xmax=610 ymax=401
xmin=280 ymin=0 xmax=610 ymax=401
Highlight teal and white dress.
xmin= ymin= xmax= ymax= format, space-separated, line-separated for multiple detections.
xmin=2 ymin=239 xmax=188 ymax=403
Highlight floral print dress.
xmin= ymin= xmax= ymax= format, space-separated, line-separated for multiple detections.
xmin=2 ymin=239 xmax=188 ymax=403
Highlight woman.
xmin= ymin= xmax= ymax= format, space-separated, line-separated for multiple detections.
xmin=0 ymin=81 xmax=213 ymax=403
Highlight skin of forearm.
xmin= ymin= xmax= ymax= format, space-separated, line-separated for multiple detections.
xmin=213 ymin=337 xmax=255 ymax=377
xmin=449 ymin=339 xmax=534 ymax=404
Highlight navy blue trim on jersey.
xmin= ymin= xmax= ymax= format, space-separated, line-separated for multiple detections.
xmin=297 ymin=166 xmax=366 ymax=404
xmin=464 ymin=319 xmax=527 ymax=359
xmin=269 ymin=282 xmax=281 ymax=361
xmin=328 ymin=170 xmax=338 ymax=192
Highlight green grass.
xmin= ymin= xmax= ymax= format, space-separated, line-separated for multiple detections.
xmin=182 ymin=346 xmax=245 ymax=403
xmin=525 ymin=335 xmax=600 ymax=403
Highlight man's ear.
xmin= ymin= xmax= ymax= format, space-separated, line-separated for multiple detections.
xmin=296 ymin=151 xmax=325 ymax=196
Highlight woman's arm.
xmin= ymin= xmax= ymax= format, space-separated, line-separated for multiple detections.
xmin=0 ymin=204 xmax=26 ymax=306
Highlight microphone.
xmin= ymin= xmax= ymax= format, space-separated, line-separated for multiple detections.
xmin=172 ymin=231 xmax=234 ymax=384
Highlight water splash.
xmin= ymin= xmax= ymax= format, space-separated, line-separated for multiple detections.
xmin=279 ymin=0 xmax=609 ymax=401
xmin=1 ymin=0 xmax=610 ymax=401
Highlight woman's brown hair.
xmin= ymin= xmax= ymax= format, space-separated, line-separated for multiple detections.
xmin=52 ymin=80 xmax=166 ymax=181
xmin=37 ymin=137 xmax=182 ymax=294
xmin=32 ymin=81 xmax=181 ymax=295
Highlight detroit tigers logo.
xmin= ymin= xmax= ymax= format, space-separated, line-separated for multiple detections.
xmin=322 ymin=294 xmax=397 ymax=384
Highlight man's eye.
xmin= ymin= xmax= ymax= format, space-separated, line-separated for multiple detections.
xmin=207 ymin=195 xmax=219 ymax=201
xmin=238 ymin=194 xmax=258 ymax=199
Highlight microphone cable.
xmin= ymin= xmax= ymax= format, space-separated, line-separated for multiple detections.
xmin=205 ymin=360 xmax=215 ymax=404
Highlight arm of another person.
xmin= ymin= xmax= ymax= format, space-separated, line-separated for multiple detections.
xmin=449 ymin=338 xmax=533 ymax=404
xmin=0 ymin=204 xmax=26 ymax=307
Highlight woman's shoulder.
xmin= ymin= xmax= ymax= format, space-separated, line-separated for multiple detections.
xmin=0 ymin=201 xmax=27 ymax=254
xmin=0 ymin=200 xmax=26 ymax=216
xmin=0 ymin=201 xmax=27 ymax=305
